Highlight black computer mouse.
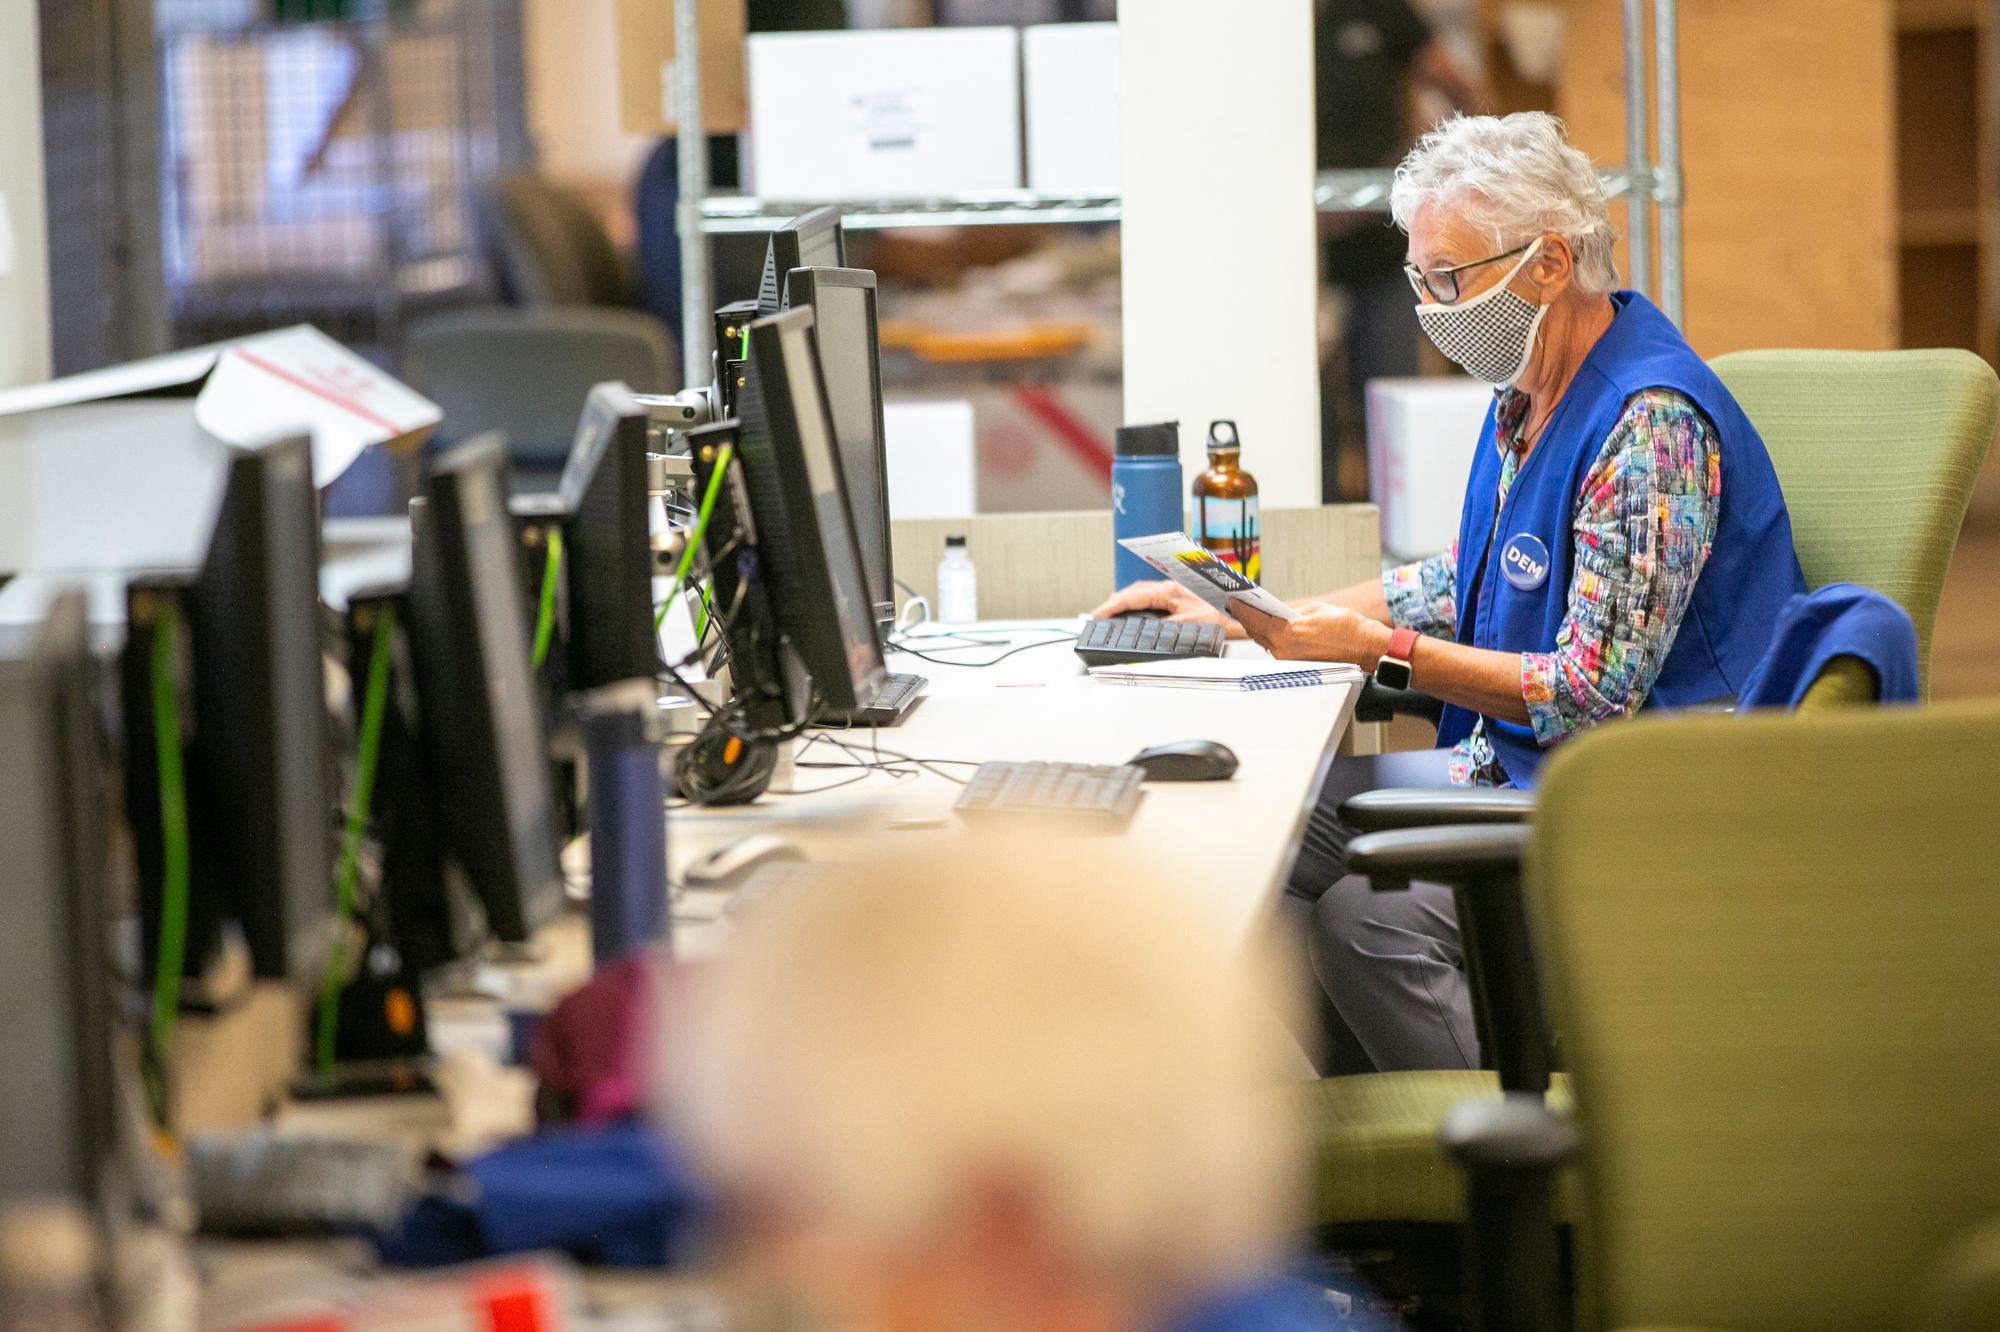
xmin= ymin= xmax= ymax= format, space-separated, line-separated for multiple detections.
xmin=1127 ymin=740 xmax=1240 ymax=782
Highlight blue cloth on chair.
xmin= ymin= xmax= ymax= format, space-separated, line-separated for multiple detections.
xmin=1158 ymin=1276 xmax=1391 ymax=1331
xmin=378 ymin=1121 xmax=709 ymax=1269
xmin=1736 ymin=583 xmax=1920 ymax=709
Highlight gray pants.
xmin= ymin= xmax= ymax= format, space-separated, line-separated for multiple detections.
xmin=1307 ymin=875 xmax=1479 ymax=1073
xmin=1287 ymin=753 xmax=1480 ymax=1075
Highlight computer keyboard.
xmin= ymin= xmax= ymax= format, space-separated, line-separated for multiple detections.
xmin=954 ymin=761 xmax=1147 ymax=828
xmin=186 ymin=1132 xmax=419 ymax=1237
xmin=723 ymin=861 xmax=834 ymax=918
xmin=1074 ymin=616 xmax=1226 ymax=668
xmin=818 ymin=670 xmax=928 ymax=727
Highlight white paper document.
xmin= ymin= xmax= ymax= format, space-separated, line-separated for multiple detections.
xmin=1115 ymin=531 xmax=1300 ymax=622
xmin=1089 ymin=658 xmax=1364 ymax=691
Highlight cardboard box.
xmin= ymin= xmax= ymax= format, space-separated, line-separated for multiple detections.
xmin=885 ymin=400 xmax=977 ymax=520
xmin=746 ymin=27 xmax=1022 ymax=199
xmin=1023 ymin=22 xmax=1120 ymax=193
xmin=614 ymin=0 xmax=748 ymax=137
xmin=1364 ymin=377 xmax=1493 ymax=560
xmin=0 ymin=324 xmax=441 ymax=487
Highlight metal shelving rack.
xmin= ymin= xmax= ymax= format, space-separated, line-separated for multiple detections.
xmin=696 ymin=168 xmax=1666 ymax=234
xmin=673 ymin=0 xmax=1683 ymax=383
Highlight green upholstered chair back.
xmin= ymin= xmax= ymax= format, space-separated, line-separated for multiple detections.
xmin=1793 ymin=653 xmax=1881 ymax=711
xmin=1531 ymin=702 xmax=2000 ymax=1332
xmin=1709 ymin=349 xmax=1998 ymax=695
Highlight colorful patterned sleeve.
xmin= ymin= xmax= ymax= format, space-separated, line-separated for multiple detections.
xmin=1382 ymin=546 xmax=1459 ymax=638
xmin=1521 ymin=389 xmax=1723 ymax=747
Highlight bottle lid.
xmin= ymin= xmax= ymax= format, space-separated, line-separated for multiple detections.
xmin=945 ymin=535 xmax=967 ymax=548
xmin=1207 ymin=419 xmax=1241 ymax=451
xmin=1115 ymin=421 xmax=1179 ymax=458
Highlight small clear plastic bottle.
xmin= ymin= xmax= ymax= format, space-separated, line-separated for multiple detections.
xmin=936 ymin=535 xmax=978 ymax=625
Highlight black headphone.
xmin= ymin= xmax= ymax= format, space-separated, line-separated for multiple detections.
xmin=673 ymin=714 xmax=779 ymax=805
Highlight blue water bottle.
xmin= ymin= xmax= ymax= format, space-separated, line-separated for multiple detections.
xmin=580 ymin=684 xmax=668 ymax=968
xmin=1111 ymin=421 xmax=1184 ymax=590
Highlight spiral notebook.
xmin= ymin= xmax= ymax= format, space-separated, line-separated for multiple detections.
xmin=1088 ymin=659 xmax=1365 ymax=691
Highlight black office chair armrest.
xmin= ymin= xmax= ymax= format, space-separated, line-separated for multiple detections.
xmin=1342 ymin=824 xmax=1533 ymax=890
xmin=1440 ymin=1094 xmax=1580 ymax=1332
xmin=1354 ymin=680 xmax=1447 ymax=726
xmin=1340 ymin=786 xmax=1537 ymax=832
xmin=1347 ymin=825 xmax=1549 ymax=1094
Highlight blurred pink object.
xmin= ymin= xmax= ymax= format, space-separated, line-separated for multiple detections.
xmin=530 ymin=956 xmax=655 ymax=1126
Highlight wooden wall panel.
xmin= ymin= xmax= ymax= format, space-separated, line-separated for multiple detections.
xmin=890 ymin=505 xmax=1382 ymax=622
xmin=1558 ymin=0 xmax=1899 ymax=356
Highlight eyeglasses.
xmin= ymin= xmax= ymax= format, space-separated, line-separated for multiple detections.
xmin=1403 ymin=243 xmax=1534 ymax=305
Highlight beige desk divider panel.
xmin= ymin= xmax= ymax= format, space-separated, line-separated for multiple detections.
xmin=890 ymin=505 xmax=1382 ymax=623
xmin=173 ymin=982 xmax=304 ymax=1133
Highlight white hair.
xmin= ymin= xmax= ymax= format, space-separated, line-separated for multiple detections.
xmin=1390 ymin=111 xmax=1621 ymax=295
xmin=667 ymin=840 xmax=1303 ymax=1294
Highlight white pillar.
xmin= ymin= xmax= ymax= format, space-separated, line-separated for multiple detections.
xmin=0 ymin=1 xmax=53 ymax=389
xmin=1118 ymin=1 xmax=1320 ymax=506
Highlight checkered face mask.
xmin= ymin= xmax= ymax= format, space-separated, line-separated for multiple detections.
xmin=1414 ymin=240 xmax=1548 ymax=387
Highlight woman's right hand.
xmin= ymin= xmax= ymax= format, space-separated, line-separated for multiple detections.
xmin=1088 ymin=581 xmax=1247 ymax=638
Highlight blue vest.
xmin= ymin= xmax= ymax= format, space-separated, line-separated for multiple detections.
xmin=1436 ymin=291 xmax=1804 ymax=787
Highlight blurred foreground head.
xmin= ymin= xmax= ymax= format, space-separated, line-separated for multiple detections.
xmin=669 ymin=839 xmax=1304 ymax=1332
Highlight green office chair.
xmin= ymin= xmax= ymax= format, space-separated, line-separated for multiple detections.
xmin=1710 ymin=348 xmax=1997 ymax=693
xmin=1302 ymin=657 xmax=1884 ymax=1243
xmin=1441 ymin=701 xmax=2000 ymax=1332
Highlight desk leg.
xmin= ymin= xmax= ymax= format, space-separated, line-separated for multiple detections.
xmin=1337 ymin=720 xmax=1384 ymax=757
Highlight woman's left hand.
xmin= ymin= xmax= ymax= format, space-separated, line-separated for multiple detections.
xmin=1231 ymin=601 xmax=1392 ymax=666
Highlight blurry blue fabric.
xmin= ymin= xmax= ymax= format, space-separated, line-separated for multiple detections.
xmin=378 ymin=1121 xmax=708 ymax=1269
xmin=1736 ymin=583 xmax=1920 ymax=709
xmin=1158 ymin=1276 xmax=1390 ymax=1331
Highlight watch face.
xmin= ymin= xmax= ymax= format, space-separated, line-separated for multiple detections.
xmin=1375 ymin=659 xmax=1414 ymax=691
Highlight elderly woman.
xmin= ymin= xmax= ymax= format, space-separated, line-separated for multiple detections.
xmin=1095 ymin=112 xmax=1803 ymax=1072
xmin=669 ymin=846 xmax=1383 ymax=1331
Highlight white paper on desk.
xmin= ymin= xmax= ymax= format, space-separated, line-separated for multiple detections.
xmin=1116 ymin=531 xmax=1300 ymax=622
xmin=1089 ymin=658 xmax=1363 ymax=689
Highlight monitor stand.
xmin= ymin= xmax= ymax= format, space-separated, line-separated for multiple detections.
xmin=814 ymin=670 xmax=928 ymax=728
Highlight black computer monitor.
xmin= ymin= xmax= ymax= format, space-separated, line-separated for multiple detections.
xmin=406 ymin=437 xmax=564 ymax=943
xmin=557 ymin=382 xmax=658 ymax=690
xmin=185 ymin=434 xmax=335 ymax=981
xmin=342 ymin=584 xmax=479 ymax=979
xmin=756 ymin=206 xmax=846 ymax=314
xmin=736 ymin=307 xmax=889 ymax=714
xmin=686 ymin=420 xmax=813 ymax=733
xmin=0 ymin=594 xmax=122 ymax=1223
xmin=784 ymin=266 xmax=895 ymax=630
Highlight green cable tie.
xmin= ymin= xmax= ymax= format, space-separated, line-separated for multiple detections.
xmin=147 ymin=603 xmax=192 ymax=1126
xmin=532 ymin=527 xmax=563 ymax=671
xmin=657 ymin=443 xmax=734 ymax=633
xmin=693 ymin=582 xmax=713 ymax=642
xmin=315 ymin=604 xmax=398 ymax=1073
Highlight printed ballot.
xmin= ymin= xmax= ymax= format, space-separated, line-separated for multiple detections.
xmin=1116 ymin=531 xmax=1299 ymax=623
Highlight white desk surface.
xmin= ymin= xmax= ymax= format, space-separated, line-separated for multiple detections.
xmin=217 ymin=620 xmax=1353 ymax=1316
xmin=664 ymin=620 xmax=1358 ymax=956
